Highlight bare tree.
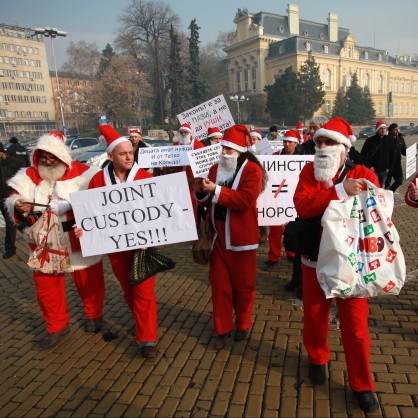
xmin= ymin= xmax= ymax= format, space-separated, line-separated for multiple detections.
xmin=93 ymin=55 xmax=151 ymax=127
xmin=116 ymin=0 xmax=180 ymax=126
xmin=61 ymin=41 xmax=101 ymax=79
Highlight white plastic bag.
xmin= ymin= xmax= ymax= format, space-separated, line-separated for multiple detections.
xmin=316 ymin=180 xmax=406 ymax=298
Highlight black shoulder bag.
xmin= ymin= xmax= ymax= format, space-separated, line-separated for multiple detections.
xmin=283 ymin=161 xmax=355 ymax=261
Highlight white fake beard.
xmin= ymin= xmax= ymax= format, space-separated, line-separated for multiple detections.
xmin=179 ymin=133 xmax=191 ymax=145
xmin=38 ymin=162 xmax=67 ymax=182
xmin=247 ymin=144 xmax=257 ymax=153
xmin=314 ymin=144 xmax=346 ymax=182
xmin=216 ymin=152 xmax=239 ymax=185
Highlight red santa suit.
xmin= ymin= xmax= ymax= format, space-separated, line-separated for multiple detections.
xmin=88 ymin=163 xmax=157 ymax=343
xmin=6 ymin=133 xmax=104 ymax=333
xmin=197 ymin=156 xmax=263 ymax=335
xmin=294 ymin=161 xmax=379 ymax=392
xmin=405 ymin=172 xmax=418 ymax=208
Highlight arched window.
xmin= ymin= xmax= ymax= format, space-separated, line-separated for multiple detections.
xmin=251 ymin=64 xmax=257 ymax=91
xmin=400 ymin=83 xmax=404 ymax=93
xmin=325 ymin=69 xmax=331 ymax=87
xmin=405 ymin=103 xmax=409 ymax=114
xmin=378 ymin=53 xmax=382 ymax=62
xmin=305 ymin=41 xmax=311 ymax=52
xmin=346 ymin=72 xmax=352 ymax=88
xmin=394 ymin=82 xmax=398 ymax=93
xmin=323 ymin=44 xmax=329 ymax=54
xmin=347 ymin=48 xmax=352 ymax=58
xmin=378 ymin=75 xmax=384 ymax=93
xmin=399 ymin=104 xmax=403 ymax=114
xmin=364 ymin=73 xmax=370 ymax=88
xmin=364 ymin=51 xmax=369 ymax=59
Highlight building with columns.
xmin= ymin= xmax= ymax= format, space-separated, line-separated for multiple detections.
xmin=0 ymin=23 xmax=57 ymax=140
xmin=224 ymin=4 xmax=418 ymax=124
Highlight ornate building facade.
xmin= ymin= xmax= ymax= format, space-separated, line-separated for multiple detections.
xmin=0 ymin=24 xmax=57 ymax=140
xmin=224 ymin=4 xmax=418 ymax=123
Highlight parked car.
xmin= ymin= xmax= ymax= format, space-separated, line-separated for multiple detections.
xmin=399 ymin=125 xmax=417 ymax=136
xmin=357 ymin=126 xmax=375 ymax=139
xmin=74 ymin=141 xmax=107 ymax=166
xmin=65 ymin=137 xmax=98 ymax=159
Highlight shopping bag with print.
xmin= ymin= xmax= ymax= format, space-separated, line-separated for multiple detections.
xmin=316 ymin=179 xmax=406 ymax=298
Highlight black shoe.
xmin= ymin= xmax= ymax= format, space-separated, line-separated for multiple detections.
xmin=140 ymin=345 xmax=158 ymax=358
xmin=3 ymin=252 xmax=15 ymax=259
xmin=234 ymin=329 xmax=249 ymax=341
xmin=284 ymin=280 xmax=298 ymax=291
xmin=353 ymin=390 xmax=379 ymax=413
xmin=214 ymin=333 xmax=233 ymax=350
xmin=40 ymin=326 xmax=70 ymax=348
xmin=264 ymin=260 xmax=278 ymax=266
xmin=85 ymin=317 xmax=103 ymax=334
xmin=309 ymin=363 xmax=326 ymax=385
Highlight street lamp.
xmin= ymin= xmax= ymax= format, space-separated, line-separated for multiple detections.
xmin=35 ymin=27 xmax=67 ymax=133
xmin=229 ymin=95 xmax=249 ymax=123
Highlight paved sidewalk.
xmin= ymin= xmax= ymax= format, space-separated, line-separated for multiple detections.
xmin=0 ymin=182 xmax=417 ymax=417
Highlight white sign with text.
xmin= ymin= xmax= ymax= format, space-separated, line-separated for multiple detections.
xmin=257 ymin=155 xmax=314 ymax=226
xmin=405 ymin=143 xmax=417 ymax=180
xmin=255 ymin=137 xmax=274 ymax=155
xmin=187 ymin=143 xmax=222 ymax=178
xmin=177 ymin=94 xmax=235 ymax=140
xmin=70 ymin=172 xmax=198 ymax=257
xmin=136 ymin=145 xmax=193 ymax=168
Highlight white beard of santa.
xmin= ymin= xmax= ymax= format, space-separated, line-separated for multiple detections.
xmin=247 ymin=144 xmax=257 ymax=153
xmin=216 ymin=152 xmax=239 ymax=185
xmin=179 ymin=133 xmax=191 ymax=145
xmin=314 ymin=144 xmax=346 ymax=182
xmin=38 ymin=161 xmax=67 ymax=182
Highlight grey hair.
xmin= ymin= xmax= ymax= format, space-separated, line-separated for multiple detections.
xmin=309 ymin=115 xmax=329 ymax=127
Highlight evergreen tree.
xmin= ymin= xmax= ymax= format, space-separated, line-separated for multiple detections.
xmin=332 ymin=88 xmax=348 ymax=119
xmin=168 ymin=25 xmax=189 ymax=120
xmin=264 ymin=67 xmax=302 ymax=125
xmin=188 ymin=19 xmax=207 ymax=106
xmin=298 ymin=52 xmax=325 ymax=122
xmin=345 ymin=73 xmax=376 ymax=124
xmin=97 ymin=44 xmax=115 ymax=79
xmin=360 ymin=86 xmax=376 ymax=123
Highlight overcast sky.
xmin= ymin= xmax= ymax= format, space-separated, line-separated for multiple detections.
xmin=2 ymin=0 xmax=417 ymax=68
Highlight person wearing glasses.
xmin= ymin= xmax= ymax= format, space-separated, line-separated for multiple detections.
xmin=5 ymin=131 xmax=105 ymax=348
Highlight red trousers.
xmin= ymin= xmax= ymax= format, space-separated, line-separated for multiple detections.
xmin=302 ymin=264 xmax=374 ymax=391
xmin=267 ymin=225 xmax=285 ymax=262
xmin=33 ymin=261 xmax=105 ymax=333
xmin=108 ymin=250 xmax=157 ymax=343
xmin=209 ymin=220 xmax=256 ymax=335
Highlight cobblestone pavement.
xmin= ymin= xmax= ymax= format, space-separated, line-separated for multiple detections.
xmin=1 ymin=152 xmax=417 ymax=417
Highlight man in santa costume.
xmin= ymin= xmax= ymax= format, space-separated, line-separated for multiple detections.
xmin=6 ymin=131 xmax=105 ymax=348
xmin=193 ymin=124 xmax=266 ymax=350
xmin=83 ymin=125 xmax=158 ymax=358
xmin=296 ymin=122 xmax=308 ymax=144
xmin=201 ymin=126 xmax=223 ymax=147
xmin=128 ymin=128 xmax=147 ymax=163
xmin=294 ymin=117 xmax=379 ymax=413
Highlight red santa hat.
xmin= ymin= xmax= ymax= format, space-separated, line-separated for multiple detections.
xmin=99 ymin=125 xmax=131 ymax=152
xmin=129 ymin=128 xmax=141 ymax=135
xmin=296 ymin=122 xmax=304 ymax=130
xmin=179 ymin=123 xmax=192 ymax=133
xmin=250 ymin=130 xmax=262 ymax=141
xmin=283 ymin=129 xmax=300 ymax=143
xmin=375 ymin=121 xmax=386 ymax=133
xmin=32 ymin=130 xmax=72 ymax=168
xmin=221 ymin=124 xmax=250 ymax=153
xmin=313 ymin=117 xmax=357 ymax=148
xmin=207 ymin=127 xmax=222 ymax=138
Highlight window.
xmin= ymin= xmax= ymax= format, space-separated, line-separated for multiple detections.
xmin=378 ymin=53 xmax=382 ymax=62
xmin=325 ymin=69 xmax=331 ymax=88
xmin=400 ymin=83 xmax=404 ymax=93
xmin=406 ymin=83 xmax=410 ymax=93
xmin=364 ymin=51 xmax=369 ymax=59
xmin=346 ymin=72 xmax=352 ymax=88
xmin=305 ymin=41 xmax=311 ymax=52
xmin=236 ymin=67 xmax=241 ymax=92
xmin=405 ymin=104 xmax=409 ymax=114
xmin=279 ymin=44 xmax=285 ymax=54
xmin=346 ymin=48 xmax=351 ymax=58
xmin=364 ymin=73 xmax=370 ymax=88
xmin=4 ymin=57 xmax=9 ymax=63
xmin=9 ymin=44 xmax=14 ymax=52
xmin=378 ymin=103 xmax=382 ymax=114
xmin=325 ymin=100 xmax=331 ymax=113
xmin=251 ymin=65 xmax=257 ymax=90
xmin=323 ymin=44 xmax=329 ymax=54
xmin=244 ymin=65 xmax=249 ymax=91
xmin=414 ymin=84 xmax=417 ymax=95
xmin=378 ymin=75 xmax=384 ymax=93
xmin=28 ymin=47 xmax=33 ymax=54
xmin=394 ymin=82 xmax=398 ymax=93
xmin=399 ymin=104 xmax=403 ymax=114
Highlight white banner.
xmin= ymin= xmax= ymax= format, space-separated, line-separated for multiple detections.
xmin=177 ymin=94 xmax=235 ymax=140
xmin=405 ymin=143 xmax=417 ymax=180
xmin=70 ymin=172 xmax=198 ymax=257
xmin=187 ymin=143 xmax=221 ymax=178
xmin=136 ymin=145 xmax=193 ymax=168
xmin=257 ymin=155 xmax=314 ymax=226
xmin=269 ymin=140 xmax=284 ymax=153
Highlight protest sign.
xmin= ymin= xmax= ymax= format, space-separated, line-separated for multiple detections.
xmin=136 ymin=145 xmax=192 ymax=168
xmin=405 ymin=143 xmax=417 ymax=180
xmin=177 ymin=94 xmax=235 ymax=140
xmin=70 ymin=172 xmax=198 ymax=257
xmin=187 ymin=143 xmax=221 ymax=178
xmin=255 ymin=137 xmax=273 ymax=155
xmin=257 ymin=155 xmax=314 ymax=226
xmin=269 ymin=140 xmax=284 ymax=153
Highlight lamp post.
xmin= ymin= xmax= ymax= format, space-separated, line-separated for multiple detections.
xmin=229 ymin=95 xmax=248 ymax=123
xmin=35 ymin=27 xmax=67 ymax=133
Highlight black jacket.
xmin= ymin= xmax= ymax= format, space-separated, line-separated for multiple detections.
xmin=301 ymin=139 xmax=316 ymax=155
xmin=0 ymin=142 xmax=30 ymax=199
xmin=360 ymin=134 xmax=395 ymax=171
xmin=388 ymin=133 xmax=407 ymax=168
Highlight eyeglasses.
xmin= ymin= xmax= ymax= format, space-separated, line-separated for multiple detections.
xmin=39 ymin=154 xmax=58 ymax=163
